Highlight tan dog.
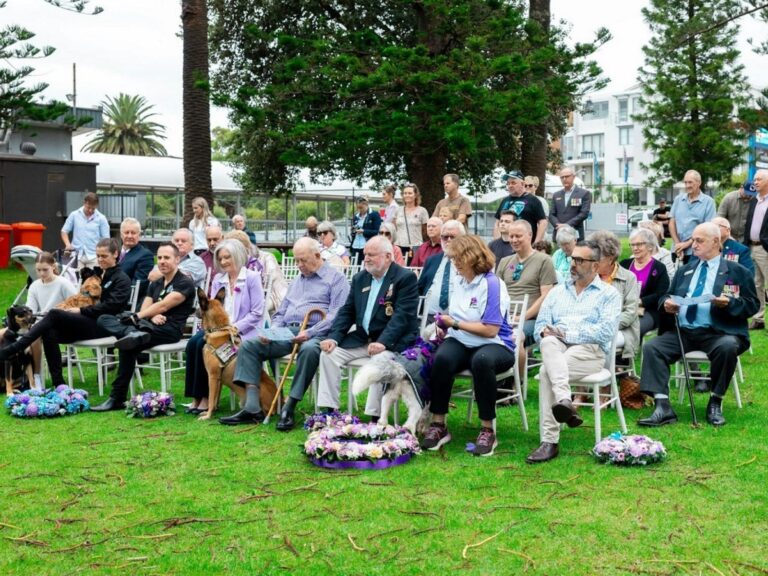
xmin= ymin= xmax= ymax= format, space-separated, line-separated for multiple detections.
xmin=198 ymin=288 xmax=277 ymax=421
xmin=57 ymin=270 xmax=102 ymax=309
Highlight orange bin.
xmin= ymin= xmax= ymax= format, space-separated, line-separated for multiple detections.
xmin=12 ymin=222 xmax=46 ymax=249
xmin=0 ymin=224 xmax=12 ymax=267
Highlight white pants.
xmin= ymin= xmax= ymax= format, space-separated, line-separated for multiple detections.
xmin=538 ymin=336 xmax=605 ymax=444
xmin=317 ymin=345 xmax=384 ymax=416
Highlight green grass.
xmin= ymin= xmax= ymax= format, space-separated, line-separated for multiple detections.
xmin=1 ymin=266 xmax=767 ymax=575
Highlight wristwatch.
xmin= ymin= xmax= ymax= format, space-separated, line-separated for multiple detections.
xmin=453 ymin=319 xmax=460 ymax=329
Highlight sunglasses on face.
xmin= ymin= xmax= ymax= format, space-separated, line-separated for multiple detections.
xmin=379 ymin=231 xmax=391 ymax=236
xmin=319 ymin=230 xmax=332 ymax=236
xmin=524 ymin=184 xmax=536 ymax=188
xmin=441 ymin=234 xmax=457 ymax=241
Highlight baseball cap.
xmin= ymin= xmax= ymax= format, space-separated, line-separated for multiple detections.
xmin=356 ymin=194 xmax=369 ymax=203
xmin=501 ymin=170 xmax=524 ymax=182
xmin=743 ymin=180 xmax=757 ymax=197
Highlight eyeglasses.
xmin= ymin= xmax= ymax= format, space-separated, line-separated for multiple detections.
xmin=509 ymin=262 xmax=524 ymax=281
xmin=571 ymin=256 xmax=596 ymax=265
xmin=524 ymin=184 xmax=536 ymax=189
xmin=441 ymin=234 xmax=457 ymax=241
xmin=318 ymin=230 xmax=332 ymax=236
xmin=379 ymin=231 xmax=391 ymax=236
xmin=629 ymin=242 xmax=647 ymax=248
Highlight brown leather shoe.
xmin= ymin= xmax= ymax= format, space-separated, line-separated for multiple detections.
xmin=552 ymin=399 xmax=583 ymax=427
xmin=526 ymin=442 xmax=559 ymax=464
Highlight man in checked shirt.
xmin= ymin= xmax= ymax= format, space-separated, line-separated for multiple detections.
xmin=526 ymin=238 xmax=621 ymax=464
xmin=219 ymin=237 xmax=350 ymax=430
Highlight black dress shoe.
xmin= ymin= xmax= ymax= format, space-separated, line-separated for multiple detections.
xmin=637 ymin=399 xmax=678 ymax=427
xmin=115 ymin=331 xmax=152 ymax=351
xmin=219 ymin=409 xmax=265 ymax=425
xmin=276 ymin=410 xmax=295 ymax=431
xmin=706 ymin=397 xmax=726 ymax=426
xmin=91 ymin=397 xmax=125 ymax=412
xmin=552 ymin=399 xmax=582 ymax=427
xmin=526 ymin=442 xmax=559 ymax=464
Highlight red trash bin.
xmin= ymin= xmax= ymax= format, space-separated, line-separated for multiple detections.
xmin=11 ymin=222 xmax=46 ymax=249
xmin=0 ymin=224 xmax=12 ymax=268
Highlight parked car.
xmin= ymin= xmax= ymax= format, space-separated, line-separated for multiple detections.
xmin=629 ymin=210 xmax=653 ymax=228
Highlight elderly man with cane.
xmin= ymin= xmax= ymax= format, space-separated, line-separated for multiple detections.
xmin=638 ymin=223 xmax=758 ymax=427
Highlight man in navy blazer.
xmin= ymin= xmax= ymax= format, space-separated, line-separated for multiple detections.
xmin=712 ymin=216 xmax=754 ymax=276
xmin=549 ymin=167 xmax=591 ymax=241
xmin=118 ymin=218 xmax=154 ymax=304
xmin=318 ymin=235 xmax=419 ymax=418
xmin=638 ymin=223 xmax=758 ymax=428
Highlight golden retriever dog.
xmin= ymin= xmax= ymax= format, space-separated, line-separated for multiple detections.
xmin=197 ymin=288 xmax=277 ymax=421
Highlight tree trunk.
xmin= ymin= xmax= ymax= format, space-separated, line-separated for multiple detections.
xmin=181 ymin=0 xmax=213 ymax=223
xmin=406 ymin=150 xmax=448 ymax=216
xmin=520 ymin=0 xmax=551 ymax=196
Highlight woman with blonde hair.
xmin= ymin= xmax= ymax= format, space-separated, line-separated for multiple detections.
xmin=188 ymin=197 xmax=220 ymax=253
xmin=420 ymin=235 xmax=515 ymax=457
xmin=392 ymin=183 xmax=428 ymax=265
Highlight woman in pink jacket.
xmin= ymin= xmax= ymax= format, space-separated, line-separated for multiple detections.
xmin=184 ymin=239 xmax=265 ymax=417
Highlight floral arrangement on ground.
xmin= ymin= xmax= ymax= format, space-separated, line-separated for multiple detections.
xmin=304 ymin=411 xmax=421 ymax=470
xmin=593 ymin=432 xmax=667 ymax=466
xmin=125 ymin=391 xmax=175 ymax=418
xmin=5 ymin=386 xmax=90 ymax=418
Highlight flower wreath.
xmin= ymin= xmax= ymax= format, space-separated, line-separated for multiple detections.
xmin=5 ymin=386 xmax=90 ymax=418
xmin=593 ymin=432 xmax=667 ymax=466
xmin=304 ymin=412 xmax=420 ymax=470
xmin=125 ymin=391 xmax=175 ymax=418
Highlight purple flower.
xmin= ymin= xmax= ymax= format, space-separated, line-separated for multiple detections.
xmin=234 ymin=286 xmax=241 ymax=293
xmin=378 ymin=297 xmax=386 ymax=305
xmin=470 ymin=297 xmax=477 ymax=306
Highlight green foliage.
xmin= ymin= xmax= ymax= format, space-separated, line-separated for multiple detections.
xmin=636 ymin=0 xmax=748 ymax=188
xmin=82 ymin=93 xmax=167 ymax=156
xmin=209 ymin=1 xmax=609 ymax=209
xmin=211 ymin=125 xmax=238 ymax=162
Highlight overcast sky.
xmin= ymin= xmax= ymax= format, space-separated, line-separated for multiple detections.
xmin=3 ymin=0 xmax=766 ymax=157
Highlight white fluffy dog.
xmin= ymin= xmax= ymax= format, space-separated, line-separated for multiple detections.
xmin=352 ymin=351 xmax=430 ymax=434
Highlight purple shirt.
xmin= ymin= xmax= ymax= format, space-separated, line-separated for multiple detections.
xmin=629 ymin=260 xmax=652 ymax=293
xmin=271 ymin=263 xmax=350 ymax=339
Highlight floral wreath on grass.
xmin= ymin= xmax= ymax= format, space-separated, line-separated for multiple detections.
xmin=593 ymin=432 xmax=667 ymax=466
xmin=303 ymin=412 xmax=420 ymax=469
xmin=4 ymin=386 xmax=90 ymax=418
xmin=125 ymin=391 xmax=175 ymax=418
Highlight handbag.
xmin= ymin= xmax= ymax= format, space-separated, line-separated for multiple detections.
xmin=618 ymin=374 xmax=651 ymax=409
xmin=403 ymin=207 xmax=414 ymax=259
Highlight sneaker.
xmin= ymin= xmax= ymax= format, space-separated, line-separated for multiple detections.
xmin=469 ymin=427 xmax=498 ymax=457
xmin=420 ymin=423 xmax=451 ymax=451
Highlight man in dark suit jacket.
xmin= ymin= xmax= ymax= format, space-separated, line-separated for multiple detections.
xmin=118 ymin=218 xmax=155 ymax=304
xmin=318 ymin=236 xmax=419 ymax=418
xmin=549 ymin=167 xmax=592 ymax=241
xmin=350 ymin=196 xmax=383 ymax=265
xmin=638 ymin=223 xmax=758 ymax=428
xmin=740 ymin=169 xmax=768 ymax=329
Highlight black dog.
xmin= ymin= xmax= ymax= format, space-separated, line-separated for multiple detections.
xmin=1 ymin=305 xmax=36 ymax=395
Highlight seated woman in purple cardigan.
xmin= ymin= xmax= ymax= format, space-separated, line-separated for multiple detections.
xmin=184 ymin=239 xmax=265 ymax=416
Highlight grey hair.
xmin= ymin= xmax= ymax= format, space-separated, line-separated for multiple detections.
xmin=629 ymin=227 xmax=658 ymax=251
xmin=555 ymin=225 xmax=578 ymax=246
xmin=293 ymin=236 xmax=321 ymax=255
xmin=367 ymin=234 xmax=394 ymax=255
xmin=441 ymin=219 xmax=466 ymax=235
xmin=120 ymin=217 xmax=142 ymax=233
xmin=509 ymin=219 xmax=532 ymax=235
xmin=586 ymin=229 xmax=621 ymax=261
xmin=317 ymin=220 xmax=338 ymax=241
xmin=578 ymin=239 xmax=602 ymax=262
xmin=173 ymin=227 xmax=194 ymax=242
xmin=213 ymin=239 xmax=248 ymax=273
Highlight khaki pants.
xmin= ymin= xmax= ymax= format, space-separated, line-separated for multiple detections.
xmin=317 ymin=345 xmax=384 ymax=416
xmin=538 ymin=337 xmax=605 ymax=444
xmin=751 ymin=245 xmax=768 ymax=321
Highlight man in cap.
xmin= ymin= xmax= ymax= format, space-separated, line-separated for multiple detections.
xmin=495 ymin=170 xmax=547 ymax=243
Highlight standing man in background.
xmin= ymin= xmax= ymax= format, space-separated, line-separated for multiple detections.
xmin=433 ymin=174 xmax=472 ymax=226
xmin=669 ymin=169 xmax=715 ymax=265
xmin=61 ymin=192 xmax=110 ymax=268
xmin=549 ymin=167 xmax=591 ymax=241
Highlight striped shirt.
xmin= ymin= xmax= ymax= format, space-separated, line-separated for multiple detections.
xmin=534 ymin=275 xmax=621 ymax=355
xmin=271 ymin=263 xmax=350 ymax=339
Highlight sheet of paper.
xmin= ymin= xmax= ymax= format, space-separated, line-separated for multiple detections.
xmin=671 ymin=294 xmax=713 ymax=306
xmin=258 ymin=327 xmax=296 ymax=341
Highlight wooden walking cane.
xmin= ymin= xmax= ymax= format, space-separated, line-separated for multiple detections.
xmin=263 ymin=308 xmax=326 ymax=424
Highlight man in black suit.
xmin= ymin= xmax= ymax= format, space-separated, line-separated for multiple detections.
xmin=638 ymin=223 xmax=758 ymax=427
xmin=118 ymin=218 xmax=155 ymax=303
xmin=549 ymin=167 xmax=592 ymax=241
xmin=317 ymin=235 xmax=419 ymax=417
xmin=417 ymin=220 xmax=466 ymax=327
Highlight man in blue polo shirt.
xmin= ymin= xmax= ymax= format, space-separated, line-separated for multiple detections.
xmin=61 ymin=192 xmax=110 ymax=268
xmin=669 ymin=170 xmax=716 ymax=264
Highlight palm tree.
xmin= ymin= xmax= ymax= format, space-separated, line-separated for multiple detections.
xmin=82 ymin=93 xmax=167 ymax=156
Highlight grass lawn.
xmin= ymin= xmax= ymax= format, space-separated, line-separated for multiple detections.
xmin=1 ymin=266 xmax=767 ymax=576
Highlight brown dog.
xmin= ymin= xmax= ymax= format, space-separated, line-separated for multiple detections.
xmin=198 ymin=288 xmax=277 ymax=421
xmin=57 ymin=269 xmax=103 ymax=309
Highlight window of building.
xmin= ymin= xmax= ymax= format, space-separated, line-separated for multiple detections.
xmin=619 ymin=126 xmax=633 ymax=145
xmin=562 ymin=135 xmax=574 ymax=160
xmin=580 ymin=133 xmax=604 ymax=157
xmin=618 ymin=158 xmax=633 ymax=180
xmin=618 ymin=99 xmax=629 ymax=123
xmin=582 ymin=100 xmax=609 ymax=120
xmin=632 ymin=96 xmax=642 ymax=113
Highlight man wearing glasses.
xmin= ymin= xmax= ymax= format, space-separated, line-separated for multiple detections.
xmin=549 ymin=167 xmax=592 ymax=241
xmin=417 ymin=220 xmax=466 ymax=330
xmin=494 ymin=171 xmax=547 ymax=243
xmin=527 ymin=239 xmax=621 ymax=463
